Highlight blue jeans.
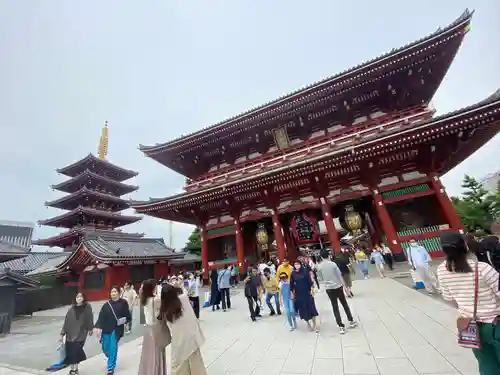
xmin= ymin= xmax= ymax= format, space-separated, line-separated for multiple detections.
xmin=359 ymin=260 xmax=369 ymax=276
xmin=266 ymin=292 xmax=281 ymax=314
xmin=283 ymin=298 xmax=296 ymax=328
xmin=101 ymin=331 xmax=118 ymax=371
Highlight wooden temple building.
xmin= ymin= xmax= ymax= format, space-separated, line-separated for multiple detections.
xmin=131 ymin=10 xmax=500 ymax=279
xmin=32 ymin=123 xmax=181 ymax=300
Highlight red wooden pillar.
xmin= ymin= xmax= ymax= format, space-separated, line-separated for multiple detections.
xmin=272 ymin=210 xmax=286 ymax=262
xmin=201 ymin=227 xmax=209 ymax=281
xmin=320 ymin=198 xmax=341 ymax=254
xmin=372 ymin=189 xmax=403 ymax=253
xmin=430 ymin=175 xmax=462 ymax=230
xmin=234 ymin=219 xmax=246 ymax=273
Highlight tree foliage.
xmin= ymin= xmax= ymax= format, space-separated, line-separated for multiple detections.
xmin=451 ymin=174 xmax=500 ymax=233
xmin=184 ymin=227 xmax=201 ymax=254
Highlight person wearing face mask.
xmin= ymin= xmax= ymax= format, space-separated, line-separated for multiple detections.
xmin=60 ymin=292 xmax=94 ymax=375
xmin=407 ymin=238 xmax=438 ymax=294
xmin=94 ymin=286 xmax=132 ymax=375
xmin=187 ymin=272 xmax=201 ymax=319
xmin=290 ymin=260 xmax=319 ymax=332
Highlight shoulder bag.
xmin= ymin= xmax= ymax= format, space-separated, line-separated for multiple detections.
xmin=151 ymin=298 xmax=171 ymax=349
xmin=457 ymin=260 xmax=482 ymax=349
xmin=108 ymin=301 xmax=127 ymax=326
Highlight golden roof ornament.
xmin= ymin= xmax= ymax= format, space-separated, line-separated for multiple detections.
xmin=97 ymin=121 xmax=109 ymax=160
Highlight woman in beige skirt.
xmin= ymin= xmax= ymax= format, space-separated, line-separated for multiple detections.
xmin=160 ymin=284 xmax=207 ymax=375
xmin=138 ymin=279 xmax=168 ymax=375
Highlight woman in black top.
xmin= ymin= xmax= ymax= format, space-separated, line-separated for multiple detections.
xmin=60 ymin=292 xmax=94 ymax=375
xmin=94 ymin=285 xmax=131 ymax=375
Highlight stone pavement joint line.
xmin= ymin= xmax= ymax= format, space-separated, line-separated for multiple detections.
xmin=1 ymin=279 xmax=479 ymax=375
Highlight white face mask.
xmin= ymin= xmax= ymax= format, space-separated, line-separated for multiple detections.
xmin=410 ymin=242 xmax=417 ymax=247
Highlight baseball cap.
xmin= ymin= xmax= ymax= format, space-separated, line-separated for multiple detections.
xmin=440 ymin=231 xmax=465 ymax=247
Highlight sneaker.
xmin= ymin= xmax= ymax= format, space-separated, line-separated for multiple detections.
xmin=270 ymin=311 xmax=276 ymax=316
xmin=339 ymin=327 xmax=346 ymax=334
xmin=289 ymin=326 xmax=294 ymax=331
xmin=348 ymin=321 xmax=358 ymax=328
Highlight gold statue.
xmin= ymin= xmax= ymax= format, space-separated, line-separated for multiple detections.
xmin=97 ymin=121 xmax=109 ymax=160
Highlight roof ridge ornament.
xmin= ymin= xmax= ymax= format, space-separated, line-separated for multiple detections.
xmin=98 ymin=121 xmax=109 ymax=160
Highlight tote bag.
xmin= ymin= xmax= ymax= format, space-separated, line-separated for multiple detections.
xmin=456 ymin=260 xmax=481 ymax=349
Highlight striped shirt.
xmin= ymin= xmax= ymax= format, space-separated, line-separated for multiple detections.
xmin=437 ymin=259 xmax=500 ymax=323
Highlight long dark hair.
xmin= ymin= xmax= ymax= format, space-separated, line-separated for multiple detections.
xmin=158 ymin=283 xmax=183 ymax=323
xmin=140 ymin=279 xmax=156 ymax=306
xmin=443 ymin=235 xmax=472 ymax=273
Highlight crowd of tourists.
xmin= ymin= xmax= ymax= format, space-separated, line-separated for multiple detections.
xmin=54 ymin=232 xmax=500 ymax=375
xmin=58 ymin=272 xmax=205 ymax=375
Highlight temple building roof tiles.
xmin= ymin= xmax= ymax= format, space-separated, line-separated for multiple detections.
xmin=0 ymin=240 xmax=29 ymax=263
xmin=0 ymin=269 xmax=39 ymax=288
xmin=139 ymin=9 xmax=472 ymax=154
xmin=0 ymin=252 xmax=65 ymax=275
xmin=0 ymin=221 xmax=34 ymax=249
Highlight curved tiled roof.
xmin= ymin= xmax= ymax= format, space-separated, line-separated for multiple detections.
xmin=131 ymin=87 xmax=500 ymax=211
xmin=37 ymin=206 xmax=141 ymax=227
xmin=45 ymin=187 xmax=130 ymax=210
xmin=57 ymin=153 xmax=138 ymax=181
xmin=26 ymin=253 xmax=70 ymax=276
xmin=0 ymin=221 xmax=34 ymax=249
xmin=0 ymin=252 xmax=64 ymax=274
xmin=51 ymin=169 xmax=139 ymax=195
xmin=140 ymin=9 xmax=473 ymax=153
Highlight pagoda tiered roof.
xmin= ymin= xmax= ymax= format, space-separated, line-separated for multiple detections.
xmin=57 ymin=153 xmax=138 ymax=182
xmin=132 ymin=88 xmax=500 ymax=224
xmin=37 ymin=206 xmax=141 ymax=229
xmin=140 ymin=9 xmax=473 ymax=179
xmin=45 ymin=187 xmax=131 ymax=211
xmin=36 ymin=124 xmax=144 ymax=251
xmin=51 ymin=170 xmax=138 ymax=196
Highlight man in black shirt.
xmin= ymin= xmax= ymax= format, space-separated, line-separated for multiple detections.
xmin=244 ymin=267 xmax=262 ymax=321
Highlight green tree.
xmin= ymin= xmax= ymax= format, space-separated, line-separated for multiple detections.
xmin=451 ymin=175 xmax=495 ymax=233
xmin=485 ymin=180 xmax=500 ymax=221
xmin=184 ymin=227 xmax=201 ymax=254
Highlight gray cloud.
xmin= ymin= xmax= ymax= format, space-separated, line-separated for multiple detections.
xmin=1 ymin=0 xmax=499 ymax=249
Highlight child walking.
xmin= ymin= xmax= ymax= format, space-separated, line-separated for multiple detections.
xmin=278 ymin=272 xmax=297 ymax=331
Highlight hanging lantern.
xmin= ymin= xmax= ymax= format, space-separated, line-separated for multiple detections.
xmin=345 ymin=205 xmax=363 ymax=235
xmin=256 ymin=222 xmax=269 ymax=250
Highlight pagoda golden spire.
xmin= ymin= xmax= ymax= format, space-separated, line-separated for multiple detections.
xmin=97 ymin=121 xmax=109 ymax=160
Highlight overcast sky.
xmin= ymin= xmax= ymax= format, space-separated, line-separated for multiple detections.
xmin=1 ymin=1 xmax=499 ymax=251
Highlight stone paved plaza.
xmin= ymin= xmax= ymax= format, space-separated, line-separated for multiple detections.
xmin=0 ymin=276 xmax=480 ymax=375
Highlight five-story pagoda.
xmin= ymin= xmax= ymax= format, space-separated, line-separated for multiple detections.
xmin=32 ymin=123 xmax=181 ymax=301
xmin=33 ymin=122 xmax=141 ymax=249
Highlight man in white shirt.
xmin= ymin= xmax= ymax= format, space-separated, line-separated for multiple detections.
xmin=407 ymin=239 xmax=438 ymax=294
